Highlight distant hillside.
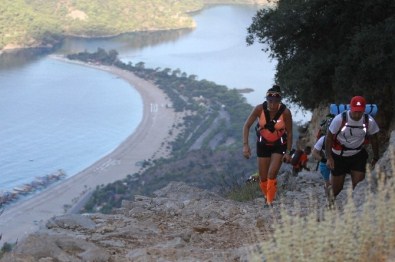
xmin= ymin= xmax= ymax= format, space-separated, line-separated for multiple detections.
xmin=0 ymin=0 xmax=270 ymax=51
xmin=64 ymin=49 xmax=257 ymax=212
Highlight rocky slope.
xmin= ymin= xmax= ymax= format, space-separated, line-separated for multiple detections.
xmin=2 ymin=130 xmax=394 ymax=261
xmin=0 ymin=171 xmax=321 ymax=262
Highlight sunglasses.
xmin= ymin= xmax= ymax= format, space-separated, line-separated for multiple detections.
xmin=266 ymin=92 xmax=281 ymax=102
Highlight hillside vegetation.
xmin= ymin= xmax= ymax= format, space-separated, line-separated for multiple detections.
xmin=0 ymin=0 xmax=198 ymax=50
xmin=66 ymin=48 xmax=258 ymax=213
xmin=0 ymin=0 xmax=268 ymax=51
xmin=247 ymin=0 xmax=395 ymax=130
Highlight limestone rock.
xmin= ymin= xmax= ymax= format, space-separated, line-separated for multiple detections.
xmin=2 ymin=131 xmax=394 ymax=261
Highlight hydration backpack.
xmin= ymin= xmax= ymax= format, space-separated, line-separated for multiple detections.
xmin=329 ymin=103 xmax=377 ymax=154
xmin=333 ymin=111 xmax=370 ymax=152
xmin=316 ymin=113 xmax=335 ymax=140
xmin=255 ymin=101 xmax=287 ymax=145
xmin=330 ymin=103 xmax=378 ymax=116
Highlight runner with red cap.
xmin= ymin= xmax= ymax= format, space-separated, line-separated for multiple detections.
xmin=324 ymin=96 xmax=380 ymax=206
xmin=350 ymin=96 xmax=366 ymax=112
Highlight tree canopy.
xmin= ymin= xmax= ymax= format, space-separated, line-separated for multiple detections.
xmin=246 ymin=0 xmax=395 ymax=123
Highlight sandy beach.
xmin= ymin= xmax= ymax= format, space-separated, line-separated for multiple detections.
xmin=0 ymin=59 xmax=183 ymax=244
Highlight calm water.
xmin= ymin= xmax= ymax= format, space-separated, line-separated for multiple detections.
xmin=57 ymin=5 xmax=278 ymax=108
xmin=0 ymin=59 xmax=142 ymax=191
xmin=0 ymin=5 xmax=311 ymax=192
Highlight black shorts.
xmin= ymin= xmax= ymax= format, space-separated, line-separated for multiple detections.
xmin=331 ymin=148 xmax=368 ymax=176
xmin=256 ymin=140 xmax=286 ymax=158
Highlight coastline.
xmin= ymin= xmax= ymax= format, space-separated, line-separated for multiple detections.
xmin=0 ymin=57 xmax=183 ymax=244
xmin=0 ymin=1 xmax=273 ymax=54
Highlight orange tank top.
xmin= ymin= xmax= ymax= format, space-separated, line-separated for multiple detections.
xmin=258 ymin=104 xmax=286 ymax=143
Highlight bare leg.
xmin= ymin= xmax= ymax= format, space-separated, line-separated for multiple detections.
xmin=331 ymin=174 xmax=346 ymax=197
xmin=257 ymin=157 xmax=270 ymax=181
xmin=350 ymin=170 xmax=365 ymax=189
xmin=267 ymin=153 xmax=283 ymax=179
xmin=325 ymin=179 xmax=331 ymax=188
xmin=258 ymin=154 xmax=283 ymax=204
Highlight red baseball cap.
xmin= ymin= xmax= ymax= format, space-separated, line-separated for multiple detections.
xmin=350 ymin=96 xmax=366 ymax=112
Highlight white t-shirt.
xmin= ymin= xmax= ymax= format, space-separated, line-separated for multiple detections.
xmin=314 ymin=136 xmax=326 ymax=160
xmin=328 ymin=111 xmax=379 ymax=156
xmin=314 ymin=136 xmax=325 ymax=151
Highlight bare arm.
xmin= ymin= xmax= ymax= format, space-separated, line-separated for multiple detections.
xmin=312 ymin=148 xmax=322 ymax=161
xmin=325 ymin=132 xmax=334 ymax=170
xmin=242 ymin=105 xmax=260 ymax=159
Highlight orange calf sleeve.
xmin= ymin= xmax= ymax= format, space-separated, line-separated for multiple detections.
xmin=266 ymin=179 xmax=277 ymax=204
xmin=259 ymin=180 xmax=268 ymax=196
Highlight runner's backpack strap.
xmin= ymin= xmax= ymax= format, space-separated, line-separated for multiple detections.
xmin=262 ymin=102 xmax=286 ymax=133
xmin=334 ymin=111 xmax=369 ymax=155
xmin=337 ymin=111 xmax=369 ymax=135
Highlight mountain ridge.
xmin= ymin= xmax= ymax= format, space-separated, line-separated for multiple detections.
xmin=0 ymin=0 xmax=270 ymax=52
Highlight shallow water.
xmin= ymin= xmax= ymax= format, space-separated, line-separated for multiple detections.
xmin=0 ymin=59 xmax=142 ymax=191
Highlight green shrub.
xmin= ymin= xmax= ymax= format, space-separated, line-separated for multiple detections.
xmin=226 ymin=182 xmax=261 ymax=202
xmin=0 ymin=242 xmax=15 ymax=258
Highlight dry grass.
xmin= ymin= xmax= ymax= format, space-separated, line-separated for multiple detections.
xmin=249 ymin=154 xmax=395 ymax=262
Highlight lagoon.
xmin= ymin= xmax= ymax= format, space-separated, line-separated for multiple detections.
xmin=0 ymin=5 xmax=310 ymax=192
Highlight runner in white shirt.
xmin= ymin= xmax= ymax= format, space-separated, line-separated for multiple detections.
xmin=325 ymin=96 xmax=380 ymax=199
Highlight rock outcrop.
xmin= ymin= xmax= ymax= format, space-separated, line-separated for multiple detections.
xmin=1 ymin=169 xmax=330 ymax=261
xmin=2 ymin=132 xmax=394 ymax=262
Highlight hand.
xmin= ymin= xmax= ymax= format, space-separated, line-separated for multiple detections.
xmin=326 ymin=157 xmax=335 ymax=170
xmin=243 ymin=144 xmax=251 ymax=159
xmin=283 ymin=153 xmax=292 ymax=163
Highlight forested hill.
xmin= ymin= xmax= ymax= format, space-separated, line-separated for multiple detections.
xmin=247 ymin=0 xmax=395 ymax=136
xmin=0 ymin=0 xmax=269 ymax=51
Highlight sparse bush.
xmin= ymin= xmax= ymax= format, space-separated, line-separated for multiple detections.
xmin=1 ymin=242 xmax=13 ymax=253
xmin=0 ymin=242 xmax=16 ymax=258
xmin=226 ymin=182 xmax=261 ymax=202
xmin=214 ymin=170 xmax=261 ymax=202
xmin=248 ymin=160 xmax=395 ymax=261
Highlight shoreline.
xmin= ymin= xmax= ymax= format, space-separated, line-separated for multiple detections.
xmin=0 ymin=58 xmax=183 ymax=244
xmin=0 ymin=2 xmax=273 ymax=54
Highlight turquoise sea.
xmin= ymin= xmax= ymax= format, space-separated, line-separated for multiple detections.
xmin=0 ymin=5 xmax=311 ymax=193
xmin=0 ymin=59 xmax=142 ymax=191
